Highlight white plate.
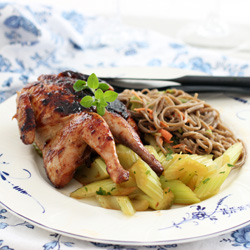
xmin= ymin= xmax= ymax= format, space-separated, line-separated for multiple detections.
xmin=1 ymin=82 xmax=250 ymax=246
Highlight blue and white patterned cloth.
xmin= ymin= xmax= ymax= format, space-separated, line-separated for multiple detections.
xmin=0 ymin=2 xmax=250 ymax=250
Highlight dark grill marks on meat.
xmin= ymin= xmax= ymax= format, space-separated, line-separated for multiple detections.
xmin=106 ymin=99 xmax=129 ymax=120
xmin=14 ymin=71 xmax=163 ymax=188
xmin=42 ymin=92 xmax=83 ymax=115
xmin=21 ymin=107 xmax=35 ymax=132
xmin=15 ymin=92 xmax=36 ymax=145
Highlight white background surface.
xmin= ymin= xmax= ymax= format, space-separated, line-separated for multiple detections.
xmin=17 ymin=0 xmax=250 ymax=24
xmin=15 ymin=0 xmax=250 ymax=61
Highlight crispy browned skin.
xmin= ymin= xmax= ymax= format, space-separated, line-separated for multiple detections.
xmin=14 ymin=71 xmax=163 ymax=188
xmin=42 ymin=112 xmax=129 ymax=187
xmin=103 ymin=111 xmax=163 ymax=176
xmin=15 ymin=91 xmax=36 ymax=144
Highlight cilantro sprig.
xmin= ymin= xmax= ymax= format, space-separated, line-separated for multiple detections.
xmin=73 ymin=73 xmax=118 ymax=116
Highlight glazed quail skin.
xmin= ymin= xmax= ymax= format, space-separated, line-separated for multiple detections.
xmin=14 ymin=71 xmax=163 ymax=188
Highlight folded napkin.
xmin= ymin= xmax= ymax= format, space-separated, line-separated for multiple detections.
xmin=0 ymin=2 xmax=250 ymax=250
xmin=0 ymin=2 xmax=250 ymax=102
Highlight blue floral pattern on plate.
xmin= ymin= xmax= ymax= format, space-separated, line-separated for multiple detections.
xmin=159 ymin=195 xmax=250 ymax=231
xmin=0 ymin=153 xmax=45 ymax=213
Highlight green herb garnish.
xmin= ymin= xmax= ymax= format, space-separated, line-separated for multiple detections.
xmin=203 ymin=178 xmax=210 ymax=184
xmin=166 ymin=154 xmax=173 ymax=161
xmin=206 ymin=129 xmax=213 ymax=134
xmin=165 ymin=147 xmax=174 ymax=161
xmin=73 ymin=73 xmax=118 ymax=116
xmin=171 ymin=135 xmax=180 ymax=145
xmin=96 ymin=187 xmax=108 ymax=195
xmin=166 ymin=147 xmax=174 ymax=154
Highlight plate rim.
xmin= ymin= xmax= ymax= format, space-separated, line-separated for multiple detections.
xmin=1 ymin=199 xmax=250 ymax=246
xmin=1 ymin=85 xmax=250 ymax=246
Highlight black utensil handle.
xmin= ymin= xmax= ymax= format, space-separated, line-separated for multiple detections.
xmin=103 ymin=75 xmax=250 ymax=88
xmin=113 ymin=84 xmax=250 ymax=94
xmin=175 ymin=75 xmax=250 ymax=87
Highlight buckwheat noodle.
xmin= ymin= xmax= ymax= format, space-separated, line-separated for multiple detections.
xmin=118 ymin=88 xmax=246 ymax=167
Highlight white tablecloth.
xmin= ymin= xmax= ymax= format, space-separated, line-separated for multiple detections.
xmin=0 ymin=2 xmax=250 ymax=249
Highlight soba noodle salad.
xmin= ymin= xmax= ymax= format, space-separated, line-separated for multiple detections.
xmin=118 ymin=88 xmax=246 ymax=168
xmin=70 ymin=87 xmax=247 ymax=216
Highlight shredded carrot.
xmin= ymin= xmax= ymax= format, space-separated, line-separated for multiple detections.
xmin=147 ymin=109 xmax=153 ymax=120
xmin=160 ymin=121 xmax=169 ymax=128
xmin=131 ymin=90 xmax=143 ymax=101
xmin=134 ymin=108 xmax=146 ymax=112
xmin=158 ymin=137 xmax=163 ymax=146
xmin=149 ymin=126 xmax=155 ymax=132
xmin=134 ymin=108 xmax=152 ymax=113
xmin=134 ymin=108 xmax=153 ymax=120
xmin=185 ymin=147 xmax=193 ymax=154
xmin=179 ymin=112 xmax=185 ymax=120
xmin=172 ymin=143 xmax=185 ymax=149
xmin=172 ymin=112 xmax=185 ymax=121
xmin=159 ymin=129 xmax=173 ymax=143
xmin=209 ymin=125 xmax=214 ymax=130
xmin=147 ymin=109 xmax=153 ymax=114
